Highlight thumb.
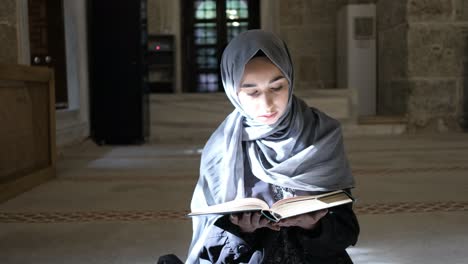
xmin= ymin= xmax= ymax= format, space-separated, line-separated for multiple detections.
xmin=313 ymin=209 xmax=328 ymax=220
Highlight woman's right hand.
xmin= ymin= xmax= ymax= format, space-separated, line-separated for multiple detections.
xmin=229 ymin=212 xmax=280 ymax=233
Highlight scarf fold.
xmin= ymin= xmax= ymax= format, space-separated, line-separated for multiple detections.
xmin=186 ymin=30 xmax=354 ymax=264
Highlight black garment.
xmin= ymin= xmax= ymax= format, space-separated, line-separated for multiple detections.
xmin=157 ymin=254 xmax=184 ymax=264
xmin=200 ymin=203 xmax=359 ymax=264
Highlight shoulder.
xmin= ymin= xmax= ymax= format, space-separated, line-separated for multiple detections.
xmin=295 ymin=107 xmax=343 ymax=147
xmin=293 ymin=96 xmax=341 ymax=129
xmin=310 ymin=107 xmax=341 ymax=128
xmin=201 ymin=110 xmax=241 ymax=165
xmin=301 ymin=105 xmax=342 ymax=134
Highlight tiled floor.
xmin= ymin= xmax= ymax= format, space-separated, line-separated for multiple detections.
xmin=1 ymin=133 xmax=468 ymax=263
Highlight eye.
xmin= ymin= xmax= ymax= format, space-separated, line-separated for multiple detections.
xmin=246 ymin=90 xmax=259 ymax=97
xmin=271 ymin=86 xmax=283 ymax=92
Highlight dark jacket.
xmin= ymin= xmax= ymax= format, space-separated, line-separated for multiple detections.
xmin=199 ymin=202 xmax=359 ymax=264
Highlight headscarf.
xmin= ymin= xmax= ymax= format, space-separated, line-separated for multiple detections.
xmin=186 ymin=30 xmax=354 ymax=263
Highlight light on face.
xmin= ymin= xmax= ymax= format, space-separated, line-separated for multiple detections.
xmin=238 ymin=57 xmax=289 ymax=125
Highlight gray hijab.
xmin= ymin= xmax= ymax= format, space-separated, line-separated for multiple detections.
xmin=186 ymin=30 xmax=354 ymax=263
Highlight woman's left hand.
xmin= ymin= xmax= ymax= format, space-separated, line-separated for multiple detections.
xmin=274 ymin=209 xmax=328 ymax=230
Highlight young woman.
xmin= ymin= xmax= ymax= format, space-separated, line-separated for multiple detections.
xmin=187 ymin=30 xmax=359 ymax=264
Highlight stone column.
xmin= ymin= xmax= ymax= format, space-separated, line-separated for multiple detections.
xmin=406 ymin=0 xmax=465 ymax=132
xmin=376 ymin=0 xmax=408 ymax=115
xmin=454 ymin=0 xmax=468 ymax=131
xmin=0 ymin=0 xmax=18 ymax=63
xmin=377 ymin=0 xmax=466 ymax=132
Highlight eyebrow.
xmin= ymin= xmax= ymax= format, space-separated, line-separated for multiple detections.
xmin=240 ymin=75 xmax=285 ymax=88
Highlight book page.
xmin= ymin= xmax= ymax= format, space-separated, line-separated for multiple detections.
xmin=271 ymin=190 xmax=346 ymax=207
xmin=189 ymin=197 xmax=269 ymax=216
xmin=318 ymin=192 xmax=352 ymax=204
xmin=270 ymin=191 xmax=353 ymax=220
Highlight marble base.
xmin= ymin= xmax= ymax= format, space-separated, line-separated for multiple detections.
xmin=150 ymin=89 xmax=364 ymax=142
xmin=149 ymin=89 xmax=406 ymax=143
xmin=56 ymin=109 xmax=89 ymax=149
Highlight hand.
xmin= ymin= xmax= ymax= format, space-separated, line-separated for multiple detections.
xmin=230 ymin=212 xmax=280 ymax=233
xmin=275 ymin=209 xmax=328 ymax=230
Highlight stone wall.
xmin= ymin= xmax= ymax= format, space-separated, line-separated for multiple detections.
xmin=277 ymin=0 xmax=337 ymax=90
xmin=406 ymin=0 xmax=468 ymax=132
xmin=377 ymin=0 xmax=467 ymax=132
xmin=0 ymin=0 xmax=18 ymax=63
xmin=277 ymin=0 xmax=375 ymax=91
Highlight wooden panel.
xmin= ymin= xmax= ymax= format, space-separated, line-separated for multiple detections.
xmin=0 ymin=63 xmax=51 ymax=82
xmin=0 ymin=64 xmax=55 ymax=202
xmin=0 ymin=167 xmax=54 ymax=202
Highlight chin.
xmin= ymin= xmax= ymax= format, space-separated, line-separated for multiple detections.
xmin=261 ymin=119 xmax=279 ymax=125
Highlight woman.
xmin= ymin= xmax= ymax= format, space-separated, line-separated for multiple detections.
xmin=187 ymin=30 xmax=359 ymax=264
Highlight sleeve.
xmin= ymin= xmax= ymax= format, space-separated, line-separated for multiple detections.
xmin=293 ymin=201 xmax=360 ymax=258
xmin=199 ymin=215 xmax=263 ymax=264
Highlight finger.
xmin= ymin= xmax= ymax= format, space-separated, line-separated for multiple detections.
xmin=259 ymin=215 xmax=271 ymax=227
xmin=239 ymin=212 xmax=252 ymax=226
xmin=251 ymin=212 xmax=262 ymax=226
xmin=230 ymin=214 xmax=239 ymax=225
xmin=268 ymin=222 xmax=281 ymax=231
xmin=312 ymin=209 xmax=328 ymax=221
xmin=276 ymin=218 xmax=294 ymax=227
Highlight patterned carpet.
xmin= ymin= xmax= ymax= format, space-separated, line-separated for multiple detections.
xmin=2 ymin=164 xmax=467 ymax=223
xmin=1 ymin=201 xmax=467 ymax=223
xmin=2 ymin=137 xmax=468 ymax=264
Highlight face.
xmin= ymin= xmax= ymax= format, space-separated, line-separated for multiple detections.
xmin=238 ymin=57 xmax=289 ymax=125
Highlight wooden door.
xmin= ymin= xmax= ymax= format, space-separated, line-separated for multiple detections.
xmin=28 ymin=0 xmax=68 ymax=108
xmin=88 ymin=0 xmax=149 ymax=144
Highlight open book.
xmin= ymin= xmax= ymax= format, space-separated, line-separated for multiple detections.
xmin=188 ymin=190 xmax=354 ymax=222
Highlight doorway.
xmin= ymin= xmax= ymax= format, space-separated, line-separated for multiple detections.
xmin=181 ymin=0 xmax=260 ymax=92
xmin=28 ymin=0 xmax=68 ymax=108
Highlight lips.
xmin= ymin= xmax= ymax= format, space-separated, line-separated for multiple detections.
xmin=259 ymin=112 xmax=278 ymax=119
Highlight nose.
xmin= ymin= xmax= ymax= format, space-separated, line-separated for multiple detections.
xmin=261 ymin=93 xmax=274 ymax=112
